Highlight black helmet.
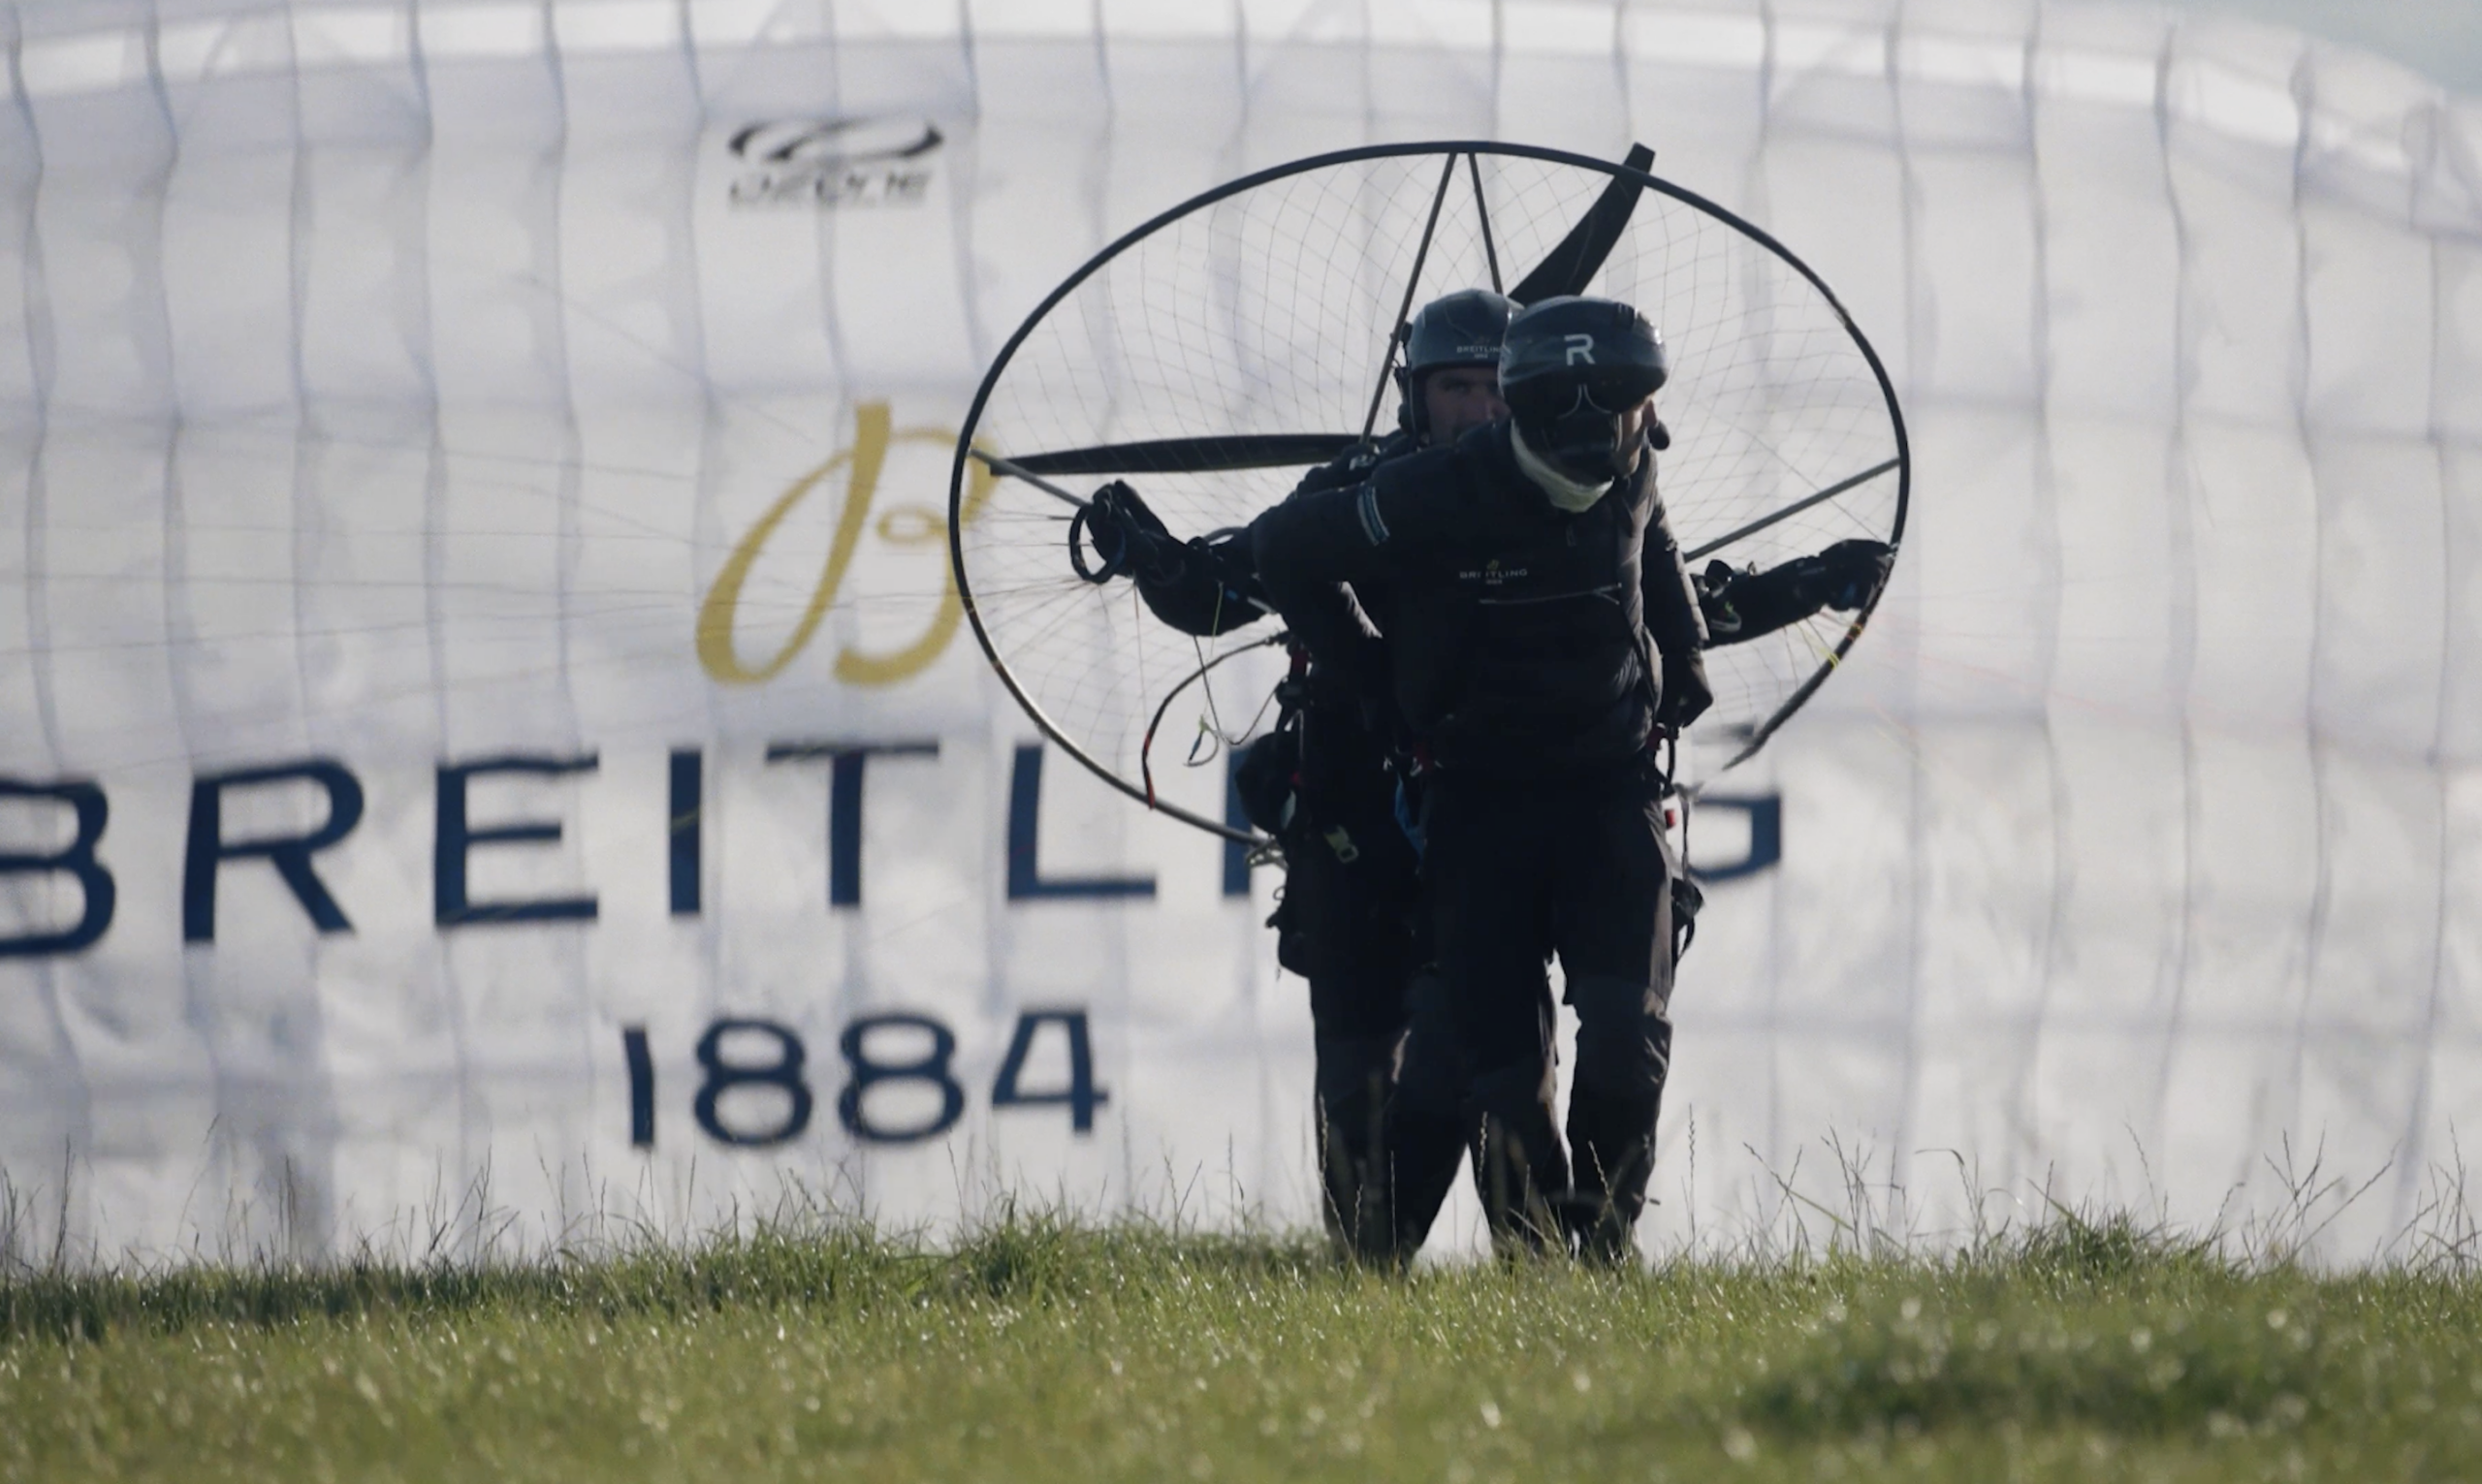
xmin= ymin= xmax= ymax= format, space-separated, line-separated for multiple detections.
xmin=1393 ymin=289 xmax=1519 ymax=434
xmin=1499 ymin=296 xmax=1669 ymax=483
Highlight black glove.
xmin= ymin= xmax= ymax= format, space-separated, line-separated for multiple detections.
xmin=1697 ymin=558 xmax=1750 ymax=640
xmin=1655 ymin=648 xmax=1713 ymax=735
xmin=1071 ymin=480 xmax=1184 ymax=584
xmin=1695 ymin=540 xmax=1893 ymax=645
xmin=1810 ymin=538 xmax=1893 ymax=612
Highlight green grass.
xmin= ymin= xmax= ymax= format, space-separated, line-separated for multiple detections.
xmin=2 ymin=1210 xmax=2479 ymax=1481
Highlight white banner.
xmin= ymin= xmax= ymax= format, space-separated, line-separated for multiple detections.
xmin=2 ymin=0 xmax=2479 ymax=1265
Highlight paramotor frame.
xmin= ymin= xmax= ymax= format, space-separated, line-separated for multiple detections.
xmin=950 ymin=140 xmax=1910 ymax=845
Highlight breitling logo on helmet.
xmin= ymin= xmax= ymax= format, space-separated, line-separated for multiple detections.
xmin=725 ymin=117 xmax=945 ymax=208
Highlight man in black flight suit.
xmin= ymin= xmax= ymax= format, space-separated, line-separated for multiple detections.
xmin=1250 ymin=296 xmax=1706 ymax=1261
xmin=1089 ymin=289 xmax=1523 ymax=1258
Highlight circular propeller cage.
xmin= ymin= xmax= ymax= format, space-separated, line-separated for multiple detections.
xmin=951 ymin=142 xmax=1909 ymax=844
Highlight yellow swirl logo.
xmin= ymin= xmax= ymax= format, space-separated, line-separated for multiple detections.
xmin=695 ymin=401 xmax=996 ymax=686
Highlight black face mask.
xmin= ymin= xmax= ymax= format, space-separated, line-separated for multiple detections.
xmin=1515 ymin=382 xmax=1674 ymax=484
xmin=1522 ymin=387 xmax=1633 ymax=483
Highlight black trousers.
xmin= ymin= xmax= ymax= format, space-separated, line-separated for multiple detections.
xmin=1276 ymin=760 xmax=1425 ymax=1258
xmin=1410 ymin=755 xmax=1677 ymax=1250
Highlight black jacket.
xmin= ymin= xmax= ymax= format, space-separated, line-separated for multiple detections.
xmin=1251 ymin=422 xmax=1705 ymax=775
xmin=1130 ymin=431 xmax=1413 ymax=639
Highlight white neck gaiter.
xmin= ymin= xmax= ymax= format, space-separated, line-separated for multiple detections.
xmin=1511 ymin=424 xmax=1614 ymax=514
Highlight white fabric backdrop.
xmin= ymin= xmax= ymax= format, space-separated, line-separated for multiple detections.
xmin=1 ymin=0 xmax=2478 ymax=1265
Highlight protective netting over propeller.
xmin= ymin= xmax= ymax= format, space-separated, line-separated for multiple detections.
xmin=954 ymin=142 xmax=1907 ymax=838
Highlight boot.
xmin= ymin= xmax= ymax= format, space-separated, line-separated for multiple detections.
xmin=1562 ymin=982 xmax=1671 ymax=1264
xmin=1563 ymin=1083 xmax=1662 ymax=1264
xmin=1382 ymin=1101 xmax=1469 ymax=1262
xmin=1468 ymin=1062 xmax=1569 ymax=1254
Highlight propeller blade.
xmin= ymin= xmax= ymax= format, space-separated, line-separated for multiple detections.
xmin=1003 ymin=432 xmax=1365 ymax=477
xmin=1509 ymin=142 xmax=1655 ymax=304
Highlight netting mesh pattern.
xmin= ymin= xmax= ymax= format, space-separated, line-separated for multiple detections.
xmin=960 ymin=146 xmax=1902 ymax=817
